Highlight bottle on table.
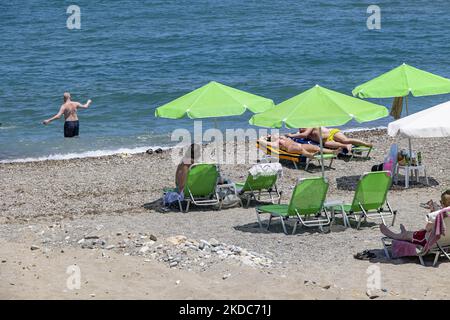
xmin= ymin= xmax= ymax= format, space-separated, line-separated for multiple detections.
xmin=411 ymin=152 xmax=417 ymax=166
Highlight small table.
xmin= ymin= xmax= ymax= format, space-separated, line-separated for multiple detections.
xmin=394 ymin=164 xmax=429 ymax=188
xmin=324 ymin=200 xmax=351 ymax=228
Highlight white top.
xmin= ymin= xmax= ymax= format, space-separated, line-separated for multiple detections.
xmin=427 ymin=206 xmax=450 ymax=221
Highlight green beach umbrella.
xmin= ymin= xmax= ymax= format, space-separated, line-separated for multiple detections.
xmin=352 ymin=63 xmax=450 ymax=99
xmin=352 ymin=63 xmax=450 ymax=171
xmin=155 ymin=81 xmax=274 ymax=119
xmin=249 ymin=85 xmax=388 ymax=176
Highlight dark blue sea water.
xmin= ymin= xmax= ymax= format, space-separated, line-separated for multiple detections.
xmin=1 ymin=0 xmax=450 ymax=162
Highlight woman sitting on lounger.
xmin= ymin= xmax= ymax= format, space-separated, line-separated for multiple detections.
xmin=380 ymin=190 xmax=450 ymax=247
xmin=288 ymin=127 xmax=373 ymax=152
xmin=175 ymin=143 xmax=201 ymax=193
xmin=259 ymin=134 xmax=341 ymax=159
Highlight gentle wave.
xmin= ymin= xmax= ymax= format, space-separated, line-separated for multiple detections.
xmin=0 ymin=125 xmax=17 ymax=130
xmin=343 ymin=126 xmax=387 ymax=133
xmin=0 ymin=145 xmax=171 ymax=164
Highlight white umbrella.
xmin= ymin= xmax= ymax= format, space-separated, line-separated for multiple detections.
xmin=388 ymin=100 xmax=450 ymax=138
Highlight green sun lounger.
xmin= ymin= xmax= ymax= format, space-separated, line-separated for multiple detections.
xmin=255 ymin=177 xmax=331 ymax=234
xmin=235 ymin=169 xmax=281 ymax=208
xmin=164 ymin=163 xmax=221 ymax=212
xmin=325 ymin=171 xmax=396 ymax=229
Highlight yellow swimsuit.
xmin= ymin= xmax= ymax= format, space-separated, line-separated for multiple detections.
xmin=326 ymin=129 xmax=340 ymax=142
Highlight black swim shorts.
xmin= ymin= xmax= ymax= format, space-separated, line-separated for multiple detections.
xmin=64 ymin=120 xmax=79 ymax=138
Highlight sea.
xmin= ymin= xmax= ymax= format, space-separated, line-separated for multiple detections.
xmin=1 ymin=0 xmax=450 ymax=162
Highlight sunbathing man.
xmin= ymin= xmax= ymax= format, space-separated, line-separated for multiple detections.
xmin=259 ymin=134 xmax=341 ymax=159
xmin=288 ymin=127 xmax=373 ymax=152
xmin=380 ymin=190 xmax=450 ymax=247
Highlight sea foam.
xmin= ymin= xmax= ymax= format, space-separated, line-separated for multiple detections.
xmin=0 ymin=145 xmax=171 ymax=163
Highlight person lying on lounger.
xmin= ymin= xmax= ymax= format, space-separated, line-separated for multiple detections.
xmin=259 ymin=134 xmax=342 ymax=159
xmin=379 ymin=190 xmax=450 ymax=247
xmin=287 ymin=127 xmax=373 ymax=152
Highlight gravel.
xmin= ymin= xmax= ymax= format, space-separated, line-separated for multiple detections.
xmin=1 ymin=130 xmax=449 ymax=280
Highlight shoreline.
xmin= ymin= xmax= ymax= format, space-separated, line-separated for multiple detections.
xmin=1 ymin=127 xmax=388 ymax=165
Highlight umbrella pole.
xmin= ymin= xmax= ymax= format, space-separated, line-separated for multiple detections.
xmin=405 ymin=95 xmax=413 ymax=161
xmin=213 ymin=117 xmax=221 ymax=167
xmin=319 ymin=127 xmax=325 ymax=178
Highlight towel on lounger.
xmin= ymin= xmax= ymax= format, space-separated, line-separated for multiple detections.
xmin=248 ymin=162 xmax=283 ymax=178
xmin=290 ymin=137 xmax=320 ymax=146
xmin=391 ymin=240 xmax=420 ymax=258
xmin=423 ymin=207 xmax=450 ymax=252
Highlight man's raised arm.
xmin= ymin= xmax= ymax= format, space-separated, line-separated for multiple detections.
xmin=43 ymin=105 xmax=65 ymax=125
xmin=77 ymin=99 xmax=92 ymax=109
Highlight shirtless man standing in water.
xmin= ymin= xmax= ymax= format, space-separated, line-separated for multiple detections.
xmin=43 ymin=92 xmax=92 ymax=137
xmin=259 ymin=134 xmax=341 ymax=159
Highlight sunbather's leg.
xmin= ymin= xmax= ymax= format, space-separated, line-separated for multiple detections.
xmin=302 ymin=144 xmax=342 ymax=155
xmin=333 ymin=132 xmax=373 ymax=148
xmin=287 ymin=144 xmax=317 ymax=159
xmin=380 ymin=224 xmax=414 ymax=241
xmin=327 ymin=147 xmax=343 ymax=155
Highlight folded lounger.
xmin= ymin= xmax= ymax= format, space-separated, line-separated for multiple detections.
xmin=256 ymin=141 xmax=335 ymax=171
xmin=381 ymin=207 xmax=450 ymax=267
xmin=325 ymin=171 xmax=397 ymax=229
xmin=255 ymin=177 xmax=331 ymax=234
xmin=235 ymin=163 xmax=282 ymax=208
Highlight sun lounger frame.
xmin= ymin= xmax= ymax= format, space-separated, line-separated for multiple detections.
xmin=240 ymin=182 xmax=281 ymax=208
xmin=256 ymin=208 xmax=331 ymax=235
xmin=381 ymin=237 xmax=450 ymax=267
xmin=349 ymin=146 xmax=373 ymax=160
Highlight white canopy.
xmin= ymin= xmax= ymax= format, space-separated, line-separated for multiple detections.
xmin=388 ymin=100 xmax=450 ymax=138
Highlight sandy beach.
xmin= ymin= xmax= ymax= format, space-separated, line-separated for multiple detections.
xmin=1 ymin=129 xmax=450 ymax=300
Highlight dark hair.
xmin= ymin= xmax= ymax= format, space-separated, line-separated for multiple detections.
xmin=190 ymin=143 xmax=196 ymax=161
xmin=184 ymin=143 xmax=200 ymax=164
xmin=442 ymin=190 xmax=450 ymax=198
